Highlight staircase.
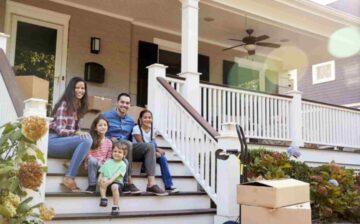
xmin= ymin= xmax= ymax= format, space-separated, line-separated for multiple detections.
xmin=46 ymin=137 xmax=216 ymax=223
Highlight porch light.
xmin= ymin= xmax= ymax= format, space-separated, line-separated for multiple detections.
xmin=90 ymin=37 xmax=100 ymax=54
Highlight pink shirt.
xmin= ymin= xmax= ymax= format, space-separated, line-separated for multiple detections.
xmin=85 ymin=137 xmax=112 ymax=167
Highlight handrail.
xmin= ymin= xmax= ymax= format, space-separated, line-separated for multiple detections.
xmin=153 ymin=77 xmax=220 ymax=203
xmin=157 ymin=77 xmax=219 ymax=139
xmin=0 ymin=49 xmax=24 ymax=116
xmin=303 ymin=98 xmax=360 ymax=113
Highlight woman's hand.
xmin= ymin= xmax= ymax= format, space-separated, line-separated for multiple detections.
xmin=75 ymin=130 xmax=91 ymax=139
xmin=156 ymin=148 xmax=166 ymax=158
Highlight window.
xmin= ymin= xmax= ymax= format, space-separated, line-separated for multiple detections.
xmin=312 ymin=60 xmax=335 ymax=84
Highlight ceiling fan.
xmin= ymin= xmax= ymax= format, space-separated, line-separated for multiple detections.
xmin=223 ymin=29 xmax=281 ymax=55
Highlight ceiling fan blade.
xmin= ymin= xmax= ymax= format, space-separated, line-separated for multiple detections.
xmin=222 ymin=43 xmax=246 ymax=51
xmin=256 ymin=42 xmax=281 ymax=48
xmin=248 ymin=50 xmax=255 ymax=55
xmin=255 ymin=35 xmax=269 ymax=42
xmin=228 ymin=38 xmax=244 ymax=42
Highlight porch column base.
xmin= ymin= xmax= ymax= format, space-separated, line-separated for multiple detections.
xmin=286 ymin=90 xmax=304 ymax=147
xmin=179 ymin=71 xmax=201 ymax=112
xmin=0 ymin=32 xmax=9 ymax=52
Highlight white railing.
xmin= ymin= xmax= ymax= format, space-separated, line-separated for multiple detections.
xmin=302 ymin=101 xmax=360 ymax=148
xmin=199 ymin=83 xmax=292 ymax=141
xmin=148 ymin=67 xmax=219 ymax=203
xmin=166 ymin=75 xmax=184 ymax=93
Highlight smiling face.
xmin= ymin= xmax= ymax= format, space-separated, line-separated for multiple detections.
xmin=74 ymin=81 xmax=86 ymax=100
xmin=140 ymin=112 xmax=153 ymax=129
xmin=116 ymin=95 xmax=131 ymax=117
xmin=95 ymin=119 xmax=108 ymax=136
xmin=112 ymin=147 xmax=125 ymax=161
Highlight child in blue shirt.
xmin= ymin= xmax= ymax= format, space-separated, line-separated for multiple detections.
xmin=98 ymin=141 xmax=127 ymax=215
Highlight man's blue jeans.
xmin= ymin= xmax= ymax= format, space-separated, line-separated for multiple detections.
xmin=48 ymin=133 xmax=92 ymax=177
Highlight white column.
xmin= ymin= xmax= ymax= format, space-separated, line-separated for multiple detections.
xmin=23 ymin=98 xmax=50 ymax=205
xmin=147 ymin=63 xmax=167 ymax=112
xmin=214 ymin=154 xmax=240 ymax=224
xmin=287 ymin=90 xmax=304 ymax=147
xmin=0 ymin=32 xmax=9 ymax=52
xmin=216 ymin=123 xmax=240 ymax=150
xmin=179 ymin=0 xmax=201 ymax=112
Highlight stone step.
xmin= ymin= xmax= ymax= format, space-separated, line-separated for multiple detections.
xmin=45 ymin=192 xmax=211 ymax=214
xmin=46 ymin=173 xmax=198 ymax=192
xmin=47 ymin=158 xmax=192 ymax=176
xmin=49 ymin=208 xmax=216 ymax=224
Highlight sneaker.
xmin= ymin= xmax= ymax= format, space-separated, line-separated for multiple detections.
xmin=146 ymin=184 xmax=168 ymax=196
xmin=165 ymin=187 xmax=179 ymax=193
xmin=111 ymin=206 xmax=120 ymax=216
xmin=85 ymin=185 xmax=96 ymax=194
xmin=122 ymin=184 xmax=131 ymax=194
xmin=127 ymin=183 xmax=142 ymax=194
xmin=99 ymin=198 xmax=108 ymax=207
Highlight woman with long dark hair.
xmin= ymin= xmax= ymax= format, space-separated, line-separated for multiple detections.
xmin=48 ymin=77 xmax=93 ymax=192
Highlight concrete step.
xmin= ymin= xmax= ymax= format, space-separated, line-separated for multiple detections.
xmin=47 ymin=158 xmax=192 ymax=176
xmin=45 ymin=192 xmax=211 ymax=214
xmin=46 ymin=173 xmax=198 ymax=192
xmin=49 ymin=208 xmax=216 ymax=224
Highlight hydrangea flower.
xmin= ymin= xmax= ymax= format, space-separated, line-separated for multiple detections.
xmin=287 ymin=146 xmax=301 ymax=158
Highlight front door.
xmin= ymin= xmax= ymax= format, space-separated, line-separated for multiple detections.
xmin=9 ymin=15 xmax=65 ymax=111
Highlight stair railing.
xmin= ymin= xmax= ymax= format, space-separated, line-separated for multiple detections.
xmin=147 ymin=64 xmax=220 ymax=203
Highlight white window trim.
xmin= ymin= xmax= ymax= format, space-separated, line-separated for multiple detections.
xmin=312 ymin=60 xmax=335 ymax=84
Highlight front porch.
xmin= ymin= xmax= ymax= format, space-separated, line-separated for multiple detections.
xmin=1 ymin=0 xmax=360 ymax=223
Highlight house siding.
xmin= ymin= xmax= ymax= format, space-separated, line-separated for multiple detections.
xmin=3 ymin=0 xmax=283 ymax=106
xmin=298 ymin=55 xmax=360 ymax=106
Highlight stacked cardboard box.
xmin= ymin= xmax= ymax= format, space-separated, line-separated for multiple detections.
xmin=88 ymin=95 xmax=112 ymax=112
xmin=237 ymin=178 xmax=311 ymax=224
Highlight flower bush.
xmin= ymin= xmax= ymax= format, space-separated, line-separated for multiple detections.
xmin=0 ymin=117 xmax=54 ymax=223
xmin=248 ymin=149 xmax=360 ymax=223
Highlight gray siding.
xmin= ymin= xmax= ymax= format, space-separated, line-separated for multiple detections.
xmin=298 ymin=55 xmax=360 ymax=106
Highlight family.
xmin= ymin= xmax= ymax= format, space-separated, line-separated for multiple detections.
xmin=48 ymin=77 xmax=178 ymax=215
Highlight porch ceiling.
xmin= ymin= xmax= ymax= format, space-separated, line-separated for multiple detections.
xmin=50 ymin=0 xmax=359 ymax=66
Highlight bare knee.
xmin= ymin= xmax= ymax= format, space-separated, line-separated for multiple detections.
xmin=111 ymin=184 xmax=119 ymax=192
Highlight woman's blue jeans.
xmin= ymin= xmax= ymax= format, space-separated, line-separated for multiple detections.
xmin=157 ymin=155 xmax=174 ymax=189
xmin=48 ymin=133 xmax=92 ymax=178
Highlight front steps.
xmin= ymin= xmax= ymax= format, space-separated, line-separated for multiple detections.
xmin=46 ymin=143 xmax=215 ymax=223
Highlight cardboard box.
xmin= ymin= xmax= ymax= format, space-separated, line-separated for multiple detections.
xmin=80 ymin=111 xmax=101 ymax=130
xmin=237 ymin=179 xmax=310 ymax=208
xmin=128 ymin=106 xmax=145 ymax=120
xmin=88 ymin=95 xmax=112 ymax=112
xmin=241 ymin=202 xmax=311 ymax=224
xmin=16 ymin=75 xmax=49 ymax=101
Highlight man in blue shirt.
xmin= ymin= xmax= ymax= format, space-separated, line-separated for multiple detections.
xmin=103 ymin=93 xmax=167 ymax=196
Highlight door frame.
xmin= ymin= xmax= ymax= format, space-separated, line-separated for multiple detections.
xmin=5 ymin=0 xmax=70 ymax=104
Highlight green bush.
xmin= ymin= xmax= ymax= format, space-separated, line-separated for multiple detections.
xmin=247 ymin=149 xmax=360 ymax=223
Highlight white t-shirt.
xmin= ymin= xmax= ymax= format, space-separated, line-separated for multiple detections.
xmin=132 ymin=125 xmax=155 ymax=143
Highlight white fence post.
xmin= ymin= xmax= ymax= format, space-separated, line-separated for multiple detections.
xmin=23 ymin=98 xmax=50 ymax=205
xmin=0 ymin=32 xmax=9 ymax=52
xmin=214 ymin=123 xmax=240 ymax=224
xmin=287 ymin=90 xmax=304 ymax=147
xmin=147 ymin=63 xmax=167 ymax=112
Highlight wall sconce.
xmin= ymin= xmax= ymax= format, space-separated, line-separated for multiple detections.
xmin=90 ymin=37 xmax=100 ymax=54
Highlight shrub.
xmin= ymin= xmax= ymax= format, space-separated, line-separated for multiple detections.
xmin=247 ymin=149 xmax=360 ymax=223
xmin=0 ymin=117 xmax=54 ymax=223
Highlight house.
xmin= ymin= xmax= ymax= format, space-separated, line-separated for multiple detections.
xmin=1 ymin=0 xmax=360 ymax=223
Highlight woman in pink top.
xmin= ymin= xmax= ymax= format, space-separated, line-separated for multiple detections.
xmin=85 ymin=114 xmax=112 ymax=193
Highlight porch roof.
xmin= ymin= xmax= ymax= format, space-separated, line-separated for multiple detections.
xmin=49 ymin=0 xmax=360 ymax=65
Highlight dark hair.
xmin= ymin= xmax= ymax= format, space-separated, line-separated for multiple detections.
xmin=111 ymin=141 xmax=128 ymax=157
xmin=137 ymin=109 xmax=153 ymax=142
xmin=117 ymin=93 xmax=131 ymax=102
xmin=51 ymin=77 xmax=88 ymax=118
xmin=89 ymin=114 xmax=109 ymax=149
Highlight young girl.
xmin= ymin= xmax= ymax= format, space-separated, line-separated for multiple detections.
xmin=132 ymin=109 xmax=178 ymax=193
xmin=48 ymin=77 xmax=92 ymax=192
xmin=98 ymin=141 xmax=127 ymax=216
xmin=85 ymin=115 xmax=112 ymax=194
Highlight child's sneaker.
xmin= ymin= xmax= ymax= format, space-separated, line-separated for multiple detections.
xmin=85 ymin=185 xmax=96 ymax=194
xmin=111 ymin=206 xmax=120 ymax=216
xmin=146 ymin=184 xmax=168 ymax=196
xmin=99 ymin=198 xmax=108 ymax=207
xmin=165 ymin=186 xmax=179 ymax=193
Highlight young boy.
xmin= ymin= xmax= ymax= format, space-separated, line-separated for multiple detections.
xmin=98 ymin=141 xmax=127 ymax=215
